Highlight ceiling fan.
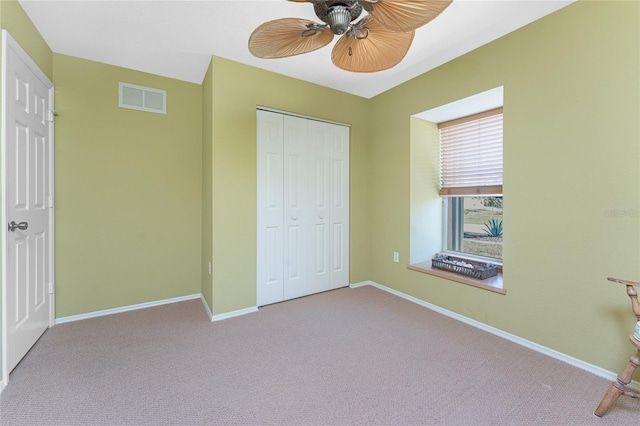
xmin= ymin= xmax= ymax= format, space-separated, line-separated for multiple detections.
xmin=248 ymin=0 xmax=453 ymax=73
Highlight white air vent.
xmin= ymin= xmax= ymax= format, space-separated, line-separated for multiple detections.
xmin=118 ymin=82 xmax=166 ymax=114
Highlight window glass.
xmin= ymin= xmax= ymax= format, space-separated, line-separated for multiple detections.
xmin=444 ymin=196 xmax=502 ymax=261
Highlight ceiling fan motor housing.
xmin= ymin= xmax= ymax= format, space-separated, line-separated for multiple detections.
xmin=314 ymin=1 xmax=363 ymax=35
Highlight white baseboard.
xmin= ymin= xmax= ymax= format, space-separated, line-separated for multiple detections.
xmin=210 ymin=306 xmax=258 ymax=322
xmin=0 ymin=377 xmax=6 ymax=395
xmin=55 ymin=294 xmax=202 ymax=324
xmin=200 ymin=294 xmax=214 ymax=320
xmin=351 ymin=280 xmax=640 ymax=392
xmin=349 ymin=281 xmax=372 ymax=288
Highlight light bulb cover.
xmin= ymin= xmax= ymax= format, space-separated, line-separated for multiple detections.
xmin=327 ymin=7 xmax=352 ymax=35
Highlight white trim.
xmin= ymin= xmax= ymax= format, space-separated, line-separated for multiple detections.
xmin=48 ymin=82 xmax=56 ymax=329
xmin=256 ymin=106 xmax=350 ymax=128
xmin=349 ymin=281 xmax=374 ymax=289
xmin=200 ymin=294 xmax=214 ymax=320
xmin=1 ymin=29 xmax=9 ymax=394
xmin=0 ymin=378 xmax=5 ymax=395
xmin=354 ymin=280 xmax=640 ymax=392
xmin=210 ymin=306 xmax=259 ymax=322
xmin=55 ymin=294 xmax=201 ymax=325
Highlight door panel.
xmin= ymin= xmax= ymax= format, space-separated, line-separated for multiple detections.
xmin=257 ymin=110 xmax=284 ymax=306
xmin=4 ymin=31 xmax=54 ymax=374
xmin=13 ymin=237 xmax=29 ymax=326
xmin=283 ymin=115 xmax=308 ymax=300
xmin=307 ymin=121 xmax=330 ymax=294
xmin=328 ymin=125 xmax=350 ymax=289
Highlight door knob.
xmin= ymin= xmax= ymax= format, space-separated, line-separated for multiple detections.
xmin=8 ymin=221 xmax=28 ymax=232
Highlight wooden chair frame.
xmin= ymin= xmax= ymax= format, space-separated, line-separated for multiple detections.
xmin=594 ymin=277 xmax=640 ymax=417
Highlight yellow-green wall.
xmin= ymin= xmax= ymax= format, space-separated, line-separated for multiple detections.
xmin=367 ymin=0 xmax=640 ymax=373
xmin=0 ymin=0 xmax=53 ymax=387
xmin=52 ymin=54 xmax=202 ymax=317
xmin=201 ymin=61 xmax=213 ymax=310
xmin=207 ymin=56 xmax=369 ymax=315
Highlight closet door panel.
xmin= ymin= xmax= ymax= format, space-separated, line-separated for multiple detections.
xmin=307 ymin=120 xmax=331 ymax=294
xmin=257 ymin=110 xmax=285 ymax=306
xmin=283 ymin=115 xmax=309 ymax=300
xmin=328 ymin=124 xmax=350 ymax=289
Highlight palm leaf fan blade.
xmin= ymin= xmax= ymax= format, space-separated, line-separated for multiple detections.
xmin=249 ymin=18 xmax=333 ymax=59
xmin=332 ymin=18 xmax=414 ymax=73
xmin=369 ymin=0 xmax=452 ymax=32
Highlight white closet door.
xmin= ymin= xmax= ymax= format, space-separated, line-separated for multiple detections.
xmin=327 ymin=122 xmax=350 ymax=289
xmin=307 ymin=120 xmax=331 ymax=294
xmin=257 ymin=110 xmax=285 ymax=306
xmin=257 ymin=110 xmax=349 ymax=306
xmin=282 ymin=115 xmax=309 ymax=300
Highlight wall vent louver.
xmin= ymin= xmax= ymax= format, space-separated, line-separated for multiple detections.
xmin=118 ymin=82 xmax=166 ymax=114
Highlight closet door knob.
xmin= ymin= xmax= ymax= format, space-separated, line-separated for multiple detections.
xmin=319 ymin=216 xmax=324 ymax=220
xmin=291 ymin=216 xmax=297 ymax=221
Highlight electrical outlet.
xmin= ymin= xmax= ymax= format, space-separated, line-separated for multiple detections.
xmin=393 ymin=252 xmax=399 ymax=263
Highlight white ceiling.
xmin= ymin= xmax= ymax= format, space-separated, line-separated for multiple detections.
xmin=19 ymin=0 xmax=575 ymax=99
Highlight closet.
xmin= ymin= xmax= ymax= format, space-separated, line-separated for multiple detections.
xmin=257 ymin=109 xmax=350 ymax=306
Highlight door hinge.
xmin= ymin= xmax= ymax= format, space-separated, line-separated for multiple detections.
xmin=48 ymin=110 xmax=57 ymax=122
xmin=48 ymin=283 xmax=54 ymax=294
xmin=47 ymin=196 xmax=54 ymax=208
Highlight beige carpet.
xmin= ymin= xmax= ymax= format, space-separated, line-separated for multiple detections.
xmin=1 ymin=285 xmax=639 ymax=425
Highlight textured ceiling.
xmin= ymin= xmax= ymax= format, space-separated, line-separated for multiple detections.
xmin=19 ymin=0 xmax=575 ymax=99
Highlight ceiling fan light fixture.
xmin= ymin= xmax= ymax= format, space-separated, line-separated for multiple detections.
xmin=251 ymin=0 xmax=452 ymax=72
xmin=327 ymin=6 xmax=352 ymax=35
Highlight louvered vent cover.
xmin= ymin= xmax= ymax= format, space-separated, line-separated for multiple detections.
xmin=118 ymin=82 xmax=166 ymax=114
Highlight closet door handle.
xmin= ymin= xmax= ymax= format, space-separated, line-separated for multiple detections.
xmin=319 ymin=216 xmax=324 ymax=220
xmin=291 ymin=216 xmax=297 ymax=221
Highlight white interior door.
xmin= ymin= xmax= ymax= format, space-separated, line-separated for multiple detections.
xmin=256 ymin=110 xmax=284 ymax=306
xmin=2 ymin=30 xmax=55 ymax=376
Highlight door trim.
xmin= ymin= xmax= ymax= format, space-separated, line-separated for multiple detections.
xmin=256 ymin=106 xmax=351 ymax=128
xmin=1 ymin=30 xmax=55 ymax=389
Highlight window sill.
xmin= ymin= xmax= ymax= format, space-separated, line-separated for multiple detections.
xmin=407 ymin=261 xmax=506 ymax=295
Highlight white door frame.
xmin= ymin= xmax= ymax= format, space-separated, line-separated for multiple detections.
xmin=1 ymin=30 xmax=55 ymax=390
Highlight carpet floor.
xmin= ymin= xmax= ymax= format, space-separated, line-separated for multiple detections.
xmin=1 ymin=285 xmax=639 ymax=425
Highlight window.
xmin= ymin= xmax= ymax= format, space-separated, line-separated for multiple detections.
xmin=440 ymin=109 xmax=503 ymax=262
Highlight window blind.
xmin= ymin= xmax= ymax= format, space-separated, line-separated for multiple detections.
xmin=439 ymin=108 xmax=503 ymax=196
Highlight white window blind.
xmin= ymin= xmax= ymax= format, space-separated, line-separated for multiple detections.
xmin=439 ymin=108 xmax=503 ymax=196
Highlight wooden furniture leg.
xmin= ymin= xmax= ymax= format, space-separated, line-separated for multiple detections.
xmin=594 ymin=277 xmax=640 ymax=417
xmin=594 ymin=337 xmax=640 ymax=417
